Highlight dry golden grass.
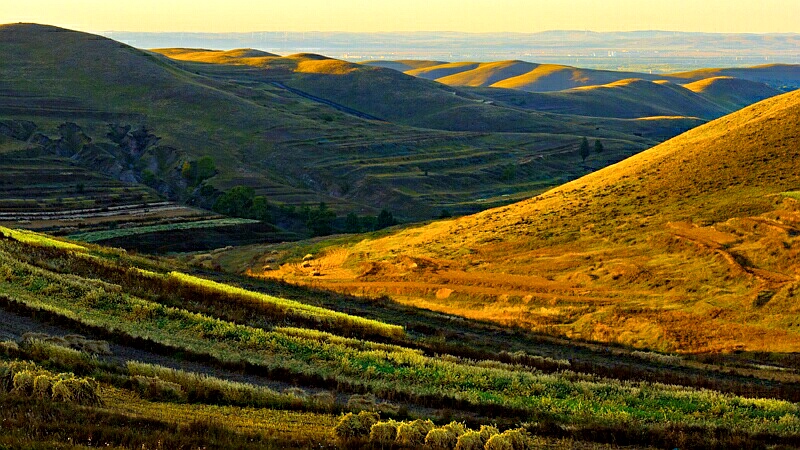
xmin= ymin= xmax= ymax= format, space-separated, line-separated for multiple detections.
xmin=434 ymin=60 xmax=536 ymax=87
xmin=150 ymin=47 xmax=278 ymax=65
xmin=683 ymin=76 xmax=781 ymax=110
xmin=248 ymin=90 xmax=800 ymax=354
xmin=405 ymin=61 xmax=481 ymax=80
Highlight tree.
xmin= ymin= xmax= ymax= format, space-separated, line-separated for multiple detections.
xmin=182 ymin=157 xmax=216 ymax=185
xmin=345 ymin=212 xmax=361 ymax=233
xmin=594 ymin=139 xmax=604 ymax=154
xmin=249 ymin=196 xmax=271 ymax=222
xmin=213 ymin=186 xmax=255 ymax=217
xmin=306 ymin=202 xmax=336 ymax=236
xmin=579 ymin=137 xmax=590 ymax=161
xmin=375 ymin=209 xmax=398 ymax=230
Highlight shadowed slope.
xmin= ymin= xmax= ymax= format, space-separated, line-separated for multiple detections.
xmin=399 ymin=60 xmax=800 ymax=93
xmin=669 ymin=64 xmax=800 ymax=87
xmin=248 ymin=89 xmax=800 ymax=353
xmin=684 ymin=76 xmax=782 ymax=111
xmin=0 ymin=24 xmax=662 ymax=223
xmin=362 ymin=59 xmax=447 ymax=72
xmin=435 ymin=60 xmax=537 ymax=87
xmin=481 ymin=78 xmax=729 ymax=119
xmin=156 ymin=47 xmax=683 ymax=138
xmin=490 ymin=65 xmax=645 ymax=92
xmin=153 ymin=48 xmax=278 ymax=64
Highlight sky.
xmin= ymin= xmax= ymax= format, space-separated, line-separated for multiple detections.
xmin=1 ymin=0 xmax=799 ymax=34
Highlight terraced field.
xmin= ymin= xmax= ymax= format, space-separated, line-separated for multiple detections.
xmin=1 ymin=228 xmax=800 ymax=448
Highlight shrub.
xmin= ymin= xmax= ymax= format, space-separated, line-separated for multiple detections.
xmin=11 ymin=370 xmax=36 ymax=396
xmin=32 ymin=374 xmax=54 ymax=399
xmin=333 ymin=411 xmax=379 ymax=440
xmin=501 ymin=428 xmax=532 ymax=450
xmin=485 ymin=434 xmax=513 ymax=450
xmin=426 ymin=427 xmax=458 ymax=449
xmin=0 ymin=340 xmax=20 ymax=356
xmin=22 ymin=338 xmax=95 ymax=373
xmin=370 ymin=420 xmax=398 ymax=446
xmin=309 ymin=391 xmax=336 ymax=411
xmin=0 ymin=361 xmax=36 ymax=392
xmin=130 ymin=375 xmax=186 ymax=402
xmin=347 ymin=393 xmax=377 ymax=411
xmin=443 ymin=421 xmax=467 ymax=437
xmin=51 ymin=377 xmax=101 ymax=406
xmin=455 ymin=430 xmax=485 ymax=450
xmin=479 ymin=425 xmax=500 ymax=441
xmin=395 ymin=419 xmax=434 ymax=446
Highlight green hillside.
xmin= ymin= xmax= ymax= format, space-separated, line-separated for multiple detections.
xmin=1 ymin=24 xmax=682 ymax=231
xmin=1 ymin=227 xmax=800 ymax=448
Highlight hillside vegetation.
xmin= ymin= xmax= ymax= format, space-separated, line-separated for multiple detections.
xmin=239 ymin=88 xmax=800 ymax=354
xmin=2 ymin=23 xmax=688 ymax=231
xmin=391 ymin=59 xmax=800 ymax=93
xmin=2 ymin=226 xmax=800 ymax=448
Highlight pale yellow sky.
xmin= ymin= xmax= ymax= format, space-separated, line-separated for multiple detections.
xmin=1 ymin=0 xmax=798 ymax=33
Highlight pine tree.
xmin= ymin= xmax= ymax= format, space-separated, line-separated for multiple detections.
xmin=579 ymin=137 xmax=590 ymax=161
xmin=594 ymin=139 xmax=604 ymax=154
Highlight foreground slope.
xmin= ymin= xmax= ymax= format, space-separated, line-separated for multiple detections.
xmin=246 ymin=89 xmax=800 ymax=353
xmin=2 ymin=227 xmax=800 ymax=448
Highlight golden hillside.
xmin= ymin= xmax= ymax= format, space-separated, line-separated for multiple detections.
xmin=491 ymin=64 xmax=630 ymax=91
xmin=152 ymin=48 xmax=278 ymax=64
xmin=684 ymin=76 xmax=782 ymax=110
xmin=434 ymin=60 xmax=537 ymax=87
xmin=247 ymin=89 xmax=800 ymax=353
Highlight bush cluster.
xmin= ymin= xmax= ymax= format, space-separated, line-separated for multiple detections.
xmin=343 ymin=417 xmax=533 ymax=449
xmin=0 ymin=360 xmax=101 ymax=406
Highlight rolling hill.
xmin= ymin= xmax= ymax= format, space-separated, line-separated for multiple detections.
xmin=384 ymin=59 xmax=800 ymax=93
xmin=684 ymin=76 xmax=784 ymax=110
xmin=361 ymin=59 xmax=446 ymax=72
xmin=476 ymin=78 xmax=728 ymax=119
xmin=398 ymin=60 xmax=654 ymax=91
xmin=239 ymin=88 xmax=800 ymax=354
xmin=2 ymin=23 xmax=686 ymax=230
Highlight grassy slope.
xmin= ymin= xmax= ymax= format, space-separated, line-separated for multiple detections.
xmin=1 ymin=24 xmax=672 ymax=222
xmin=2 ymin=228 xmax=800 ymax=448
xmin=0 ymin=24 xmax=377 ymax=208
xmin=684 ymin=76 xmax=783 ymax=110
xmin=242 ymin=89 xmax=800 ymax=354
xmin=669 ymin=64 xmax=800 ymax=86
xmin=155 ymin=47 xmax=705 ymax=217
xmin=396 ymin=60 xmax=800 ymax=92
xmin=476 ymin=78 xmax=729 ymax=119
xmin=362 ymin=59 xmax=447 ymax=72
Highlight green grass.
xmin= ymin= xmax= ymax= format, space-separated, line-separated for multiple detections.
xmin=68 ymin=218 xmax=260 ymax=242
xmin=1 ymin=241 xmax=799 ymax=441
xmin=167 ymin=271 xmax=405 ymax=338
xmin=0 ymin=24 xmax=707 ymax=224
xmin=782 ymin=191 xmax=800 ymax=200
xmin=0 ymin=226 xmax=87 ymax=251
